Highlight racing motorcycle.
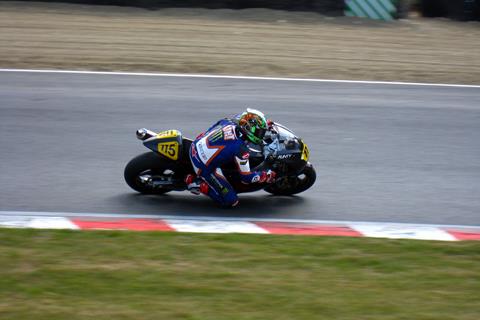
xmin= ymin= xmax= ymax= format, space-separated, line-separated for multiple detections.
xmin=124 ymin=123 xmax=316 ymax=196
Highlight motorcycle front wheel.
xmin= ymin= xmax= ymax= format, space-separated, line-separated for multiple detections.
xmin=264 ymin=163 xmax=316 ymax=196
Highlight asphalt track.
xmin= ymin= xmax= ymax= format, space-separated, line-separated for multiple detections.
xmin=1 ymin=70 xmax=479 ymax=225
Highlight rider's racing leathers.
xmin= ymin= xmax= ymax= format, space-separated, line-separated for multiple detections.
xmin=189 ymin=118 xmax=271 ymax=207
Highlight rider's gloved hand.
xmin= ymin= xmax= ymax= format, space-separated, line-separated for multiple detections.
xmin=260 ymin=170 xmax=276 ymax=183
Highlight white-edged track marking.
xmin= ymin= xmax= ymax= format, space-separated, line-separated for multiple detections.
xmin=28 ymin=217 xmax=80 ymax=230
xmin=0 ymin=211 xmax=479 ymax=241
xmin=1 ymin=68 xmax=479 ymax=88
xmin=0 ymin=216 xmax=79 ymax=230
xmin=0 ymin=211 xmax=477 ymax=229
xmin=349 ymin=223 xmax=457 ymax=241
xmin=164 ymin=219 xmax=269 ymax=234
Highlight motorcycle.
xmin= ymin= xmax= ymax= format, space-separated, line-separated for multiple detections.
xmin=124 ymin=123 xmax=316 ymax=197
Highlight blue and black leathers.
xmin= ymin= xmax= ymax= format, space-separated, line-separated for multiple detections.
xmin=189 ymin=118 xmax=265 ymax=206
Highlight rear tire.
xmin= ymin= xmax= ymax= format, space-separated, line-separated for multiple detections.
xmin=124 ymin=152 xmax=174 ymax=194
xmin=265 ymin=163 xmax=316 ymax=196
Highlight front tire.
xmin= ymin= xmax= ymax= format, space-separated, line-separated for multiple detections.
xmin=265 ymin=163 xmax=316 ymax=196
xmin=124 ymin=152 xmax=174 ymax=194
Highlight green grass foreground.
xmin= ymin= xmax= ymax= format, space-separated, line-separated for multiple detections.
xmin=0 ymin=229 xmax=479 ymax=320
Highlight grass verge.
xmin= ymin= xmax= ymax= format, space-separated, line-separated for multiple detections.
xmin=0 ymin=228 xmax=479 ymax=319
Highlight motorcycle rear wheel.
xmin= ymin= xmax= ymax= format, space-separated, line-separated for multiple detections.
xmin=265 ymin=163 xmax=316 ymax=196
xmin=124 ymin=152 xmax=175 ymax=195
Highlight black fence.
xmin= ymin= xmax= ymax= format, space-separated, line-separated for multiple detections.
xmin=6 ymin=0 xmax=345 ymax=14
xmin=420 ymin=0 xmax=480 ymax=20
xmin=7 ymin=0 xmax=480 ymax=20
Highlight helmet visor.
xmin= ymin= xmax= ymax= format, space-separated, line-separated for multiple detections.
xmin=249 ymin=126 xmax=266 ymax=144
xmin=254 ymin=127 xmax=266 ymax=140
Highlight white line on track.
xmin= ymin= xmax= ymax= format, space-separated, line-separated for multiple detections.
xmin=0 ymin=211 xmax=478 ymax=229
xmin=1 ymin=68 xmax=480 ymax=88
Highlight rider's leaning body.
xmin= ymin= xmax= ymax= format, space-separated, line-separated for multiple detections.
xmin=186 ymin=109 xmax=275 ymax=207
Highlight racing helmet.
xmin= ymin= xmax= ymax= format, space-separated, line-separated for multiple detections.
xmin=238 ymin=108 xmax=268 ymax=145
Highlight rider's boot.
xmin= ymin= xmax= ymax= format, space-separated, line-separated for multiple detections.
xmin=185 ymin=174 xmax=209 ymax=196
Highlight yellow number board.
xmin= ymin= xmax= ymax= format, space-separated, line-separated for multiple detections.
xmin=158 ymin=141 xmax=179 ymax=161
xmin=156 ymin=130 xmax=180 ymax=160
xmin=301 ymin=143 xmax=309 ymax=161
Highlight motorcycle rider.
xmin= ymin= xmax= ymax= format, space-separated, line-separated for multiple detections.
xmin=185 ymin=108 xmax=276 ymax=207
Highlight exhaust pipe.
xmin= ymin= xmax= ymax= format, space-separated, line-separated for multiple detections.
xmin=136 ymin=128 xmax=157 ymax=140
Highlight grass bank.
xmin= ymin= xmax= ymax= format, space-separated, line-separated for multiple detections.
xmin=0 ymin=228 xmax=479 ymax=319
xmin=1 ymin=2 xmax=479 ymax=84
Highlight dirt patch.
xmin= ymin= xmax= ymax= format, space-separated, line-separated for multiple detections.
xmin=1 ymin=1 xmax=479 ymax=84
